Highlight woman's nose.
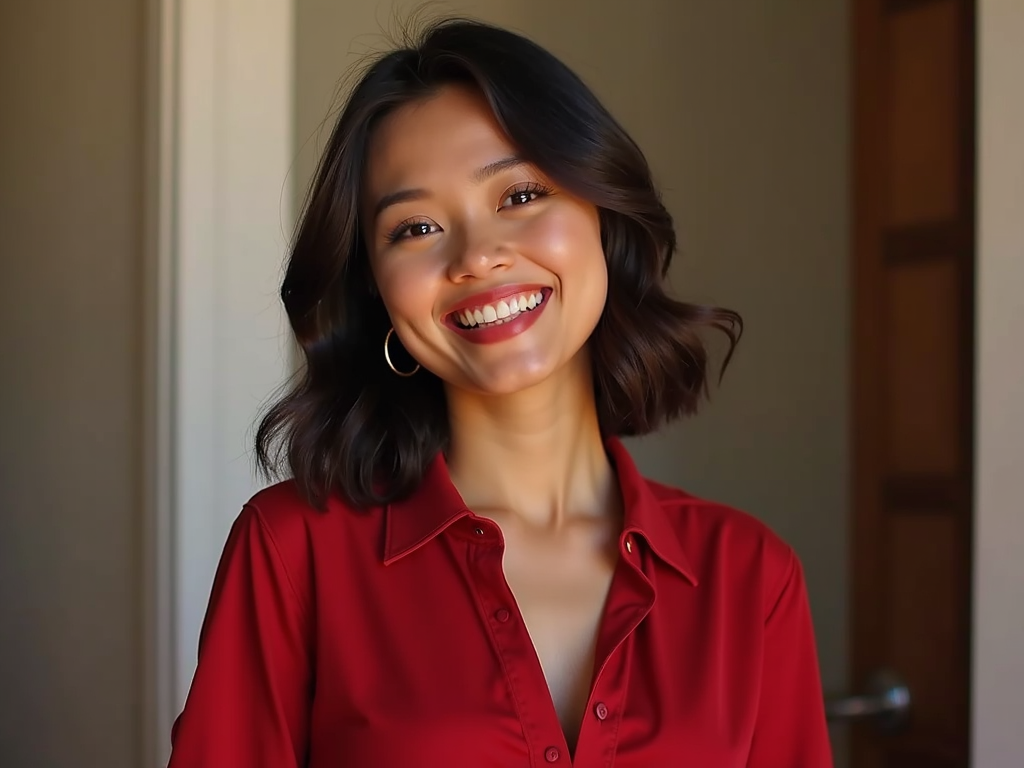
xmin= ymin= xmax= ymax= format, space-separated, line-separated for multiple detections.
xmin=446 ymin=228 xmax=515 ymax=282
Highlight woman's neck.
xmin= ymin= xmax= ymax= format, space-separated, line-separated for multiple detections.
xmin=444 ymin=355 xmax=618 ymax=530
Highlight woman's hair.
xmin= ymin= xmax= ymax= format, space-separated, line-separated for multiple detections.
xmin=256 ymin=16 xmax=742 ymax=509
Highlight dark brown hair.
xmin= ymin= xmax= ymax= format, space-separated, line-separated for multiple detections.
xmin=256 ymin=17 xmax=742 ymax=508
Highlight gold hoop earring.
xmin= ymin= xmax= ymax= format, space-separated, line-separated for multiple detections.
xmin=384 ymin=327 xmax=420 ymax=377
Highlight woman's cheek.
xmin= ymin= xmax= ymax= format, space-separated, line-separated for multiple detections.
xmin=376 ymin=252 xmax=445 ymax=325
xmin=518 ymin=205 xmax=600 ymax=274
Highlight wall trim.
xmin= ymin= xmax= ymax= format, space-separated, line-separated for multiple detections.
xmin=142 ymin=0 xmax=294 ymax=764
xmin=141 ymin=0 xmax=178 ymax=764
xmin=973 ymin=2 xmax=1024 ymax=765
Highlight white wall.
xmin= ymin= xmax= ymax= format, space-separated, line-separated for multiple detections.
xmin=162 ymin=1 xmax=295 ymax=761
xmin=972 ymin=2 xmax=1024 ymax=766
xmin=0 ymin=2 xmax=144 ymax=766
xmin=295 ymin=0 xmax=850 ymax=709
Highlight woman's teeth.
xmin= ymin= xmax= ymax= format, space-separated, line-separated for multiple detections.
xmin=454 ymin=291 xmax=545 ymax=329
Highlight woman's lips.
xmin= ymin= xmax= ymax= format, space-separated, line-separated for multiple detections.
xmin=443 ymin=287 xmax=552 ymax=345
xmin=443 ymin=283 xmax=548 ymax=318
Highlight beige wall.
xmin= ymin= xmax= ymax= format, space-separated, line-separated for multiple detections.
xmin=973 ymin=1 xmax=1024 ymax=765
xmin=296 ymin=0 xmax=849 ymax=704
xmin=0 ymin=2 xmax=143 ymax=767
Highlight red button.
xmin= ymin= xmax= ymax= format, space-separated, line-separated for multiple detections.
xmin=495 ymin=608 xmax=511 ymax=623
xmin=595 ymin=702 xmax=609 ymax=720
xmin=544 ymin=746 xmax=560 ymax=762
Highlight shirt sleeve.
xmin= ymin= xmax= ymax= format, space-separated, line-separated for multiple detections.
xmin=168 ymin=505 xmax=313 ymax=768
xmin=747 ymin=548 xmax=834 ymax=768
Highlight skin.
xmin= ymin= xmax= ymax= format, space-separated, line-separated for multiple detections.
xmin=364 ymin=84 xmax=622 ymax=753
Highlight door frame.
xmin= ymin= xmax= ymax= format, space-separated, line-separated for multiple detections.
xmin=972 ymin=1 xmax=1024 ymax=765
xmin=140 ymin=0 xmax=295 ymax=764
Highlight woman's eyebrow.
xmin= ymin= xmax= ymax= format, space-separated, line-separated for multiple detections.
xmin=373 ymin=188 xmax=428 ymax=221
xmin=472 ymin=155 xmax=526 ymax=183
xmin=371 ymin=156 xmax=528 ymax=223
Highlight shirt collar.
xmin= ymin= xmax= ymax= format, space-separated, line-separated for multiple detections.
xmin=383 ymin=437 xmax=698 ymax=585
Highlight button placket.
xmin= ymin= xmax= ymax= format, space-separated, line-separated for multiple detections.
xmin=465 ymin=526 xmax=567 ymax=766
xmin=572 ymin=553 xmax=652 ymax=766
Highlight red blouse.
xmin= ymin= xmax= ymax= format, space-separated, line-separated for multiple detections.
xmin=168 ymin=439 xmax=833 ymax=767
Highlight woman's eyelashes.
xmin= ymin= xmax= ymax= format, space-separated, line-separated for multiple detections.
xmin=383 ymin=181 xmax=555 ymax=244
xmin=501 ymin=181 xmax=555 ymax=208
xmin=385 ymin=219 xmax=439 ymax=244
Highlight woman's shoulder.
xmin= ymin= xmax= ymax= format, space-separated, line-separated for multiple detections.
xmin=646 ymin=476 xmax=789 ymax=543
xmin=236 ymin=479 xmax=380 ymax=568
xmin=245 ymin=478 xmax=322 ymax=523
xmin=245 ymin=478 xmax=374 ymax=522
xmin=642 ymin=476 xmax=798 ymax=590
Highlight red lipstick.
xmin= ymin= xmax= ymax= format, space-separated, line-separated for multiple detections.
xmin=442 ymin=284 xmax=551 ymax=345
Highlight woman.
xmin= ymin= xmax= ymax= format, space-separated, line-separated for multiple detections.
xmin=168 ymin=17 xmax=833 ymax=768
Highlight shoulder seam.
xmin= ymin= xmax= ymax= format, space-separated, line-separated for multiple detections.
xmin=246 ymin=502 xmax=311 ymax=623
xmin=763 ymin=545 xmax=797 ymax=625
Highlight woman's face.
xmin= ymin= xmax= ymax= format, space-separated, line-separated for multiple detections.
xmin=363 ymin=85 xmax=608 ymax=395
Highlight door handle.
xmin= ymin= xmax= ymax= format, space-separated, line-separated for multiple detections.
xmin=825 ymin=670 xmax=911 ymax=730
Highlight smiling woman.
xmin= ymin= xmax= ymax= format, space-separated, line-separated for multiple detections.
xmin=365 ymin=85 xmax=611 ymax=399
xmin=166 ymin=16 xmax=833 ymax=768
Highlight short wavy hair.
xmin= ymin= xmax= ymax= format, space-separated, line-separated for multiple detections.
xmin=256 ymin=17 xmax=742 ymax=509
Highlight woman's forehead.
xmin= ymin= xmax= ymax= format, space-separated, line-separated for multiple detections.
xmin=364 ymin=86 xmax=518 ymax=192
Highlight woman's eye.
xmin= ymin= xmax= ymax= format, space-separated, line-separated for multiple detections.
xmin=386 ymin=220 xmax=439 ymax=243
xmin=504 ymin=190 xmax=538 ymax=206
xmin=501 ymin=184 xmax=553 ymax=208
xmin=406 ymin=222 xmax=435 ymax=237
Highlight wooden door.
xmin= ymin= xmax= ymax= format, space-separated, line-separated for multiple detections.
xmin=850 ymin=0 xmax=975 ymax=766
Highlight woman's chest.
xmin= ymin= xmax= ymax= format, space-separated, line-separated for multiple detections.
xmin=500 ymin=526 xmax=618 ymax=744
xmin=303 ymin=537 xmax=764 ymax=768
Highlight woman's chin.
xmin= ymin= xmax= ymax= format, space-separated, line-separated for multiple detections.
xmin=444 ymin=349 xmax=597 ymax=399
xmin=452 ymin=357 xmax=560 ymax=398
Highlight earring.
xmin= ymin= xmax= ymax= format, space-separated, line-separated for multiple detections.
xmin=384 ymin=327 xmax=420 ymax=377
